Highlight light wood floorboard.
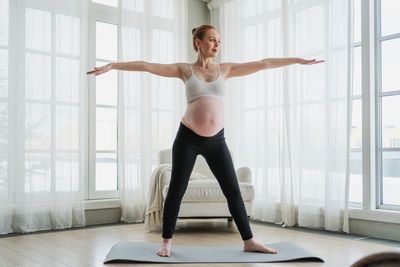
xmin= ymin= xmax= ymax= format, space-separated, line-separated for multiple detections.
xmin=0 ymin=219 xmax=399 ymax=267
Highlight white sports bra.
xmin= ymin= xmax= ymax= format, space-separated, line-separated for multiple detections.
xmin=185 ymin=63 xmax=226 ymax=103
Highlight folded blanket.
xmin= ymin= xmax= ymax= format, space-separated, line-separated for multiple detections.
xmin=144 ymin=164 xmax=209 ymax=232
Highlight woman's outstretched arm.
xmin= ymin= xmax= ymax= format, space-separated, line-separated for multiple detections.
xmin=87 ymin=61 xmax=185 ymax=80
xmin=225 ymin=57 xmax=324 ymax=79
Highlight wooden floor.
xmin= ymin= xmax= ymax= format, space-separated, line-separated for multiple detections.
xmin=0 ymin=219 xmax=399 ymax=267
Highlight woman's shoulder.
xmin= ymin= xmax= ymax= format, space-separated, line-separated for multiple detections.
xmin=219 ymin=62 xmax=234 ymax=80
xmin=174 ymin=62 xmax=192 ymax=83
xmin=219 ymin=62 xmax=235 ymax=72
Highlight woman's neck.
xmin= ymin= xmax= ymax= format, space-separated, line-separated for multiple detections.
xmin=194 ymin=55 xmax=215 ymax=69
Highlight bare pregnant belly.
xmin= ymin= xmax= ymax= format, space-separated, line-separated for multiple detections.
xmin=181 ymin=97 xmax=224 ymax=137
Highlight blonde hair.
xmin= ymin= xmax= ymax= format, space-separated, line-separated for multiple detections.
xmin=192 ymin=25 xmax=218 ymax=52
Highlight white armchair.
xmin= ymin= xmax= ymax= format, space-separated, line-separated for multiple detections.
xmin=158 ymin=149 xmax=254 ymax=221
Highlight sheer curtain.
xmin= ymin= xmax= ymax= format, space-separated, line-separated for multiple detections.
xmin=118 ymin=0 xmax=187 ymax=223
xmin=0 ymin=0 xmax=89 ymax=234
xmin=210 ymin=0 xmax=352 ymax=232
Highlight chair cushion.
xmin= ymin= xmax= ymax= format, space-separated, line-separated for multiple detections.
xmin=162 ymin=179 xmax=255 ymax=203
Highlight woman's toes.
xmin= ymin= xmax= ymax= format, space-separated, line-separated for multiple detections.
xmin=157 ymin=247 xmax=170 ymax=257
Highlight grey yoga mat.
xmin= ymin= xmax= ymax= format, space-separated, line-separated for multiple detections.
xmin=104 ymin=241 xmax=324 ymax=263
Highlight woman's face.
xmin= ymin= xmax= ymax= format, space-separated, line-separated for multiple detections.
xmin=196 ymin=29 xmax=221 ymax=57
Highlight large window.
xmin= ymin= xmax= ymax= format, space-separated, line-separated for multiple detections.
xmin=24 ymin=7 xmax=81 ymax=195
xmin=1 ymin=0 xmax=85 ymax=202
xmin=89 ymin=0 xmax=181 ymax=199
xmin=237 ymin=0 xmax=400 ymax=213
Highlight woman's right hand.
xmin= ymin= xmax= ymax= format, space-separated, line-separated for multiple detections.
xmin=86 ymin=63 xmax=112 ymax=76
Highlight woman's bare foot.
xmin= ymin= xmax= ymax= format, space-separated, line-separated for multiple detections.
xmin=243 ymin=238 xmax=278 ymax=254
xmin=157 ymin=238 xmax=172 ymax=257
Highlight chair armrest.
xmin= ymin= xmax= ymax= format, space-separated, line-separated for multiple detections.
xmin=236 ymin=167 xmax=252 ymax=183
xmin=159 ymin=171 xmax=172 ymax=189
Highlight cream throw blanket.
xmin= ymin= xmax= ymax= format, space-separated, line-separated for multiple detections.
xmin=144 ymin=163 xmax=209 ymax=232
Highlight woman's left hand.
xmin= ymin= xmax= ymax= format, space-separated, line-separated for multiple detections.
xmin=297 ymin=58 xmax=325 ymax=65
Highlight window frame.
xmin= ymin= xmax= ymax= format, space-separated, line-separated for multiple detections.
xmin=10 ymin=0 xmax=86 ymax=201
xmin=359 ymin=0 xmax=400 ymax=212
xmin=88 ymin=2 xmax=120 ymax=199
xmin=376 ymin=0 xmax=400 ymax=210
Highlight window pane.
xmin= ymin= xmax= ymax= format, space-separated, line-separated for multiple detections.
xmin=298 ymin=55 xmax=325 ymax=102
xmin=25 ymin=53 xmax=51 ymax=100
xmin=243 ymin=0 xmax=280 ymax=19
xmin=244 ymin=0 xmax=263 ymax=18
xmin=329 ymin=49 xmax=348 ymax=98
xmin=354 ymin=0 xmax=361 ymax=43
xmin=266 ymin=18 xmax=281 ymax=57
xmin=96 ymin=107 xmax=117 ymax=150
xmin=122 ymin=0 xmax=143 ymax=12
xmin=296 ymin=5 xmax=325 ymax=54
xmin=381 ymin=0 xmax=400 ymax=36
xmin=96 ymin=153 xmax=117 ymax=191
xmin=92 ymin=0 xmax=118 ymax=7
xmin=152 ymin=29 xmax=174 ymax=63
xmin=0 ymin=0 xmax=8 ymax=46
xmin=244 ymin=24 xmax=264 ymax=61
xmin=25 ymin=152 xmax=51 ymax=193
xmin=96 ymin=22 xmax=117 ymax=61
xmin=25 ymin=103 xmax=51 ymax=150
xmin=96 ymin=61 xmax=117 ymax=106
xmin=349 ymin=151 xmax=362 ymax=203
xmin=121 ymin=27 xmax=141 ymax=60
xmin=382 ymin=151 xmax=400 ymax=206
xmin=56 ymin=57 xmax=79 ymax=103
xmin=56 ymin=14 xmax=80 ymax=56
xmin=353 ymin=46 xmax=361 ymax=95
xmin=25 ymin=8 xmax=51 ymax=51
xmin=55 ymin=153 xmax=79 ymax=192
xmin=381 ymin=95 xmax=400 ymax=148
xmin=152 ymin=0 xmax=174 ymax=19
xmin=56 ymin=105 xmax=79 ymax=150
xmin=0 ymin=49 xmax=8 ymax=97
xmin=381 ymin=38 xmax=400 ymax=92
xmin=351 ymin=99 xmax=362 ymax=149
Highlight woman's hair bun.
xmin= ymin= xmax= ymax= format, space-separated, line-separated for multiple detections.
xmin=192 ymin=27 xmax=198 ymax=36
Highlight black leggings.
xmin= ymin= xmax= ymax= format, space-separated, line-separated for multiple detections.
xmin=162 ymin=122 xmax=253 ymax=241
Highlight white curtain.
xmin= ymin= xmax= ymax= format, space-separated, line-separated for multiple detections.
xmin=0 ymin=0 xmax=89 ymax=234
xmin=210 ymin=0 xmax=352 ymax=232
xmin=118 ymin=0 xmax=187 ymax=223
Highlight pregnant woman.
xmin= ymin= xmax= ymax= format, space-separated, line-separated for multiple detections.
xmin=87 ymin=24 xmax=324 ymax=257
